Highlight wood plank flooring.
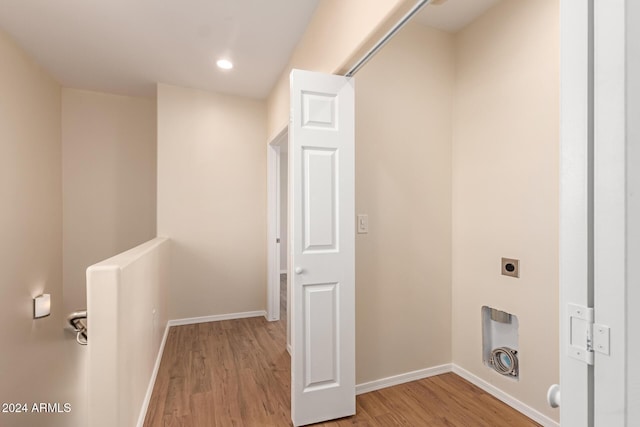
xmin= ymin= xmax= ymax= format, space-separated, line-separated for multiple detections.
xmin=144 ymin=276 xmax=540 ymax=426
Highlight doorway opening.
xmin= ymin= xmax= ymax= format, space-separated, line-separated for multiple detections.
xmin=267 ymin=128 xmax=291 ymax=352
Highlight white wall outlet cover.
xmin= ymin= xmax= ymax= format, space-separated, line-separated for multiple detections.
xmin=34 ymin=294 xmax=51 ymax=319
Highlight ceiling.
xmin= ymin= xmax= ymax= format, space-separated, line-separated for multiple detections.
xmin=0 ymin=0 xmax=499 ymax=100
xmin=0 ymin=0 xmax=319 ymax=99
xmin=416 ymin=0 xmax=500 ymax=33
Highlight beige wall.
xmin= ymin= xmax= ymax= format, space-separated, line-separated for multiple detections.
xmin=452 ymin=0 xmax=559 ymax=421
xmin=0 ymin=29 xmax=85 ymax=427
xmin=355 ymin=22 xmax=454 ymax=383
xmin=62 ymin=89 xmax=157 ymax=314
xmin=87 ymin=237 xmax=169 ymax=427
xmin=157 ymin=83 xmax=267 ymax=320
xmin=267 ymin=0 xmax=415 ymax=138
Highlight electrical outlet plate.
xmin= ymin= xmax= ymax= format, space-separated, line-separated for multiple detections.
xmin=501 ymin=258 xmax=519 ymax=278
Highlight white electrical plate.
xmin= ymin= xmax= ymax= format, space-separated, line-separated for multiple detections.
xmin=357 ymin=214 xmax=368 ymax=234
xmin=34 ymin=294 xmax=51 ymax=319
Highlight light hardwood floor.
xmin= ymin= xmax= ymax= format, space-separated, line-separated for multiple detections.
xmin=144 ymin=276 xmax=540 ymax=426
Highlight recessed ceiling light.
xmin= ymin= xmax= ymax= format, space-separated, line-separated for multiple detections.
xmin=216 ymin=59 xmax=233 ymax=70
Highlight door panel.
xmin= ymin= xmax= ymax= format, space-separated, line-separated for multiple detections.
xmin=303 ymin=148 xmax=337 ymax=251
xmin=290 ymin=69 xmax=355 ymax=427
xmin=303 ymin=282 xmax=338 ymax=390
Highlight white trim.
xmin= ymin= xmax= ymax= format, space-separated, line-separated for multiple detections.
xmin=625 ymin=3 xmax=640 ymax=424
xmin=136 ymin=322 xmax=170 ymax=427
xmin=267 ymin=143 xmax=280 ymax=322
xmin=355 ymin=364 xmax=452 ymax=395
xmin=267 ymin=127 xmax=288 ymax=322
xmin=452 ymin=365 xmax=559 ymax=427
xmin=559 ymin=1 xmax=594 ymax=425
xmin=167 ymin=310 xmax=267 ymax=327
xmin=593 ymin=1 xmax=627 ymax=425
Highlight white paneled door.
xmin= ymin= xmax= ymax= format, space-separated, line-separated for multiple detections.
xmin=289 ymin=69 xmax=355 ymax=426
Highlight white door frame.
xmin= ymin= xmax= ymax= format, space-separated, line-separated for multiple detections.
xmin=559 ymin=0 xmax=594 ymax=424
xmin=561 ymin=0 xmax=637 ymax=425
xmin=593 ymin=0 xmax=635 ymax=424
xmin=624 ymin=2 xmax=640 ymax=423
xmin=267 ymin=127 xmax=288 ymax=323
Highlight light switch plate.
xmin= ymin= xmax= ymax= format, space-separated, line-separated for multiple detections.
xmin=357 ymin=214 xmax=368 ymax=234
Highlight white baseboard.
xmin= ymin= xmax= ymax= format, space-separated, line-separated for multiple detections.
xmin=452 ymin=365 xmax=559 ymax=427
xmin=136 ymin=322 xmax=170 ymax=427
xmin=356 ymin=364 xmax=452 ymax=395
xmin=167 ymin=310 xmax=267 ymax=326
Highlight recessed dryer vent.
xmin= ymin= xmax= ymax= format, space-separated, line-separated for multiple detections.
xmin=482 ymin=306 xmax=519 ymax=380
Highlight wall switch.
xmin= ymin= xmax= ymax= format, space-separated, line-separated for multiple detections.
xmin=501 ymin=258 xmax=520 ymax=278
xmin=357 ymin=214 xmax=368 ymax=234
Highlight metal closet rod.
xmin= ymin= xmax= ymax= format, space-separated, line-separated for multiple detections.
xmin=345 ymin=0 xmax=432 ymax=77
